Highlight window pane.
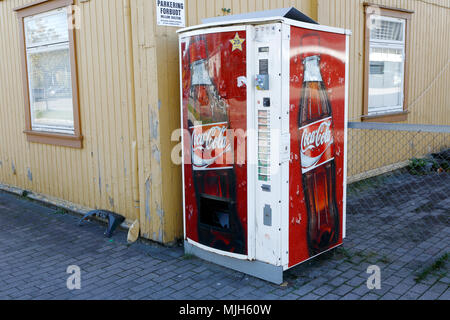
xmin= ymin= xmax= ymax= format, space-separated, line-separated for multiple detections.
xmin=368 ymin=47 xmax=404 ymax=115
xmin=370 ymin=17 xmax=404 ymax=42
xmin=24 ymin=8 xmax=69 ymax=48
xmin=27 ymin=44 xmax=74 ymax=134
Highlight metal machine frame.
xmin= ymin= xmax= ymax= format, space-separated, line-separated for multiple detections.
xmin=178 ymin=16 xmax=351 ymax=284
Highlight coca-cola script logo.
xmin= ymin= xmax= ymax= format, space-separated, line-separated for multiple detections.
xmin=191 ymin=123 xmax=233 ymax=170
xmin=299 ymin=117 xmax=334 ymax=173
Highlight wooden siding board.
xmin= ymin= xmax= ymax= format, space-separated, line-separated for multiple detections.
xmin=318 ymin=0 xmax=449 ymax=125
xmin=0 ymin=0 xmax=138 ymax=222
xmin=318 ymin=0 xmax=449 ymax=176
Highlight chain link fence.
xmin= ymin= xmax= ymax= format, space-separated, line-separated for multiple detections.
xmin=346 ymin=122 xmax=450 ymax=243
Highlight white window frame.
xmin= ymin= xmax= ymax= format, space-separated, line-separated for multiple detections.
xmin=363 ymin=4 xmax=413 ymax=123
xmin=24 ymin=7 xmax=69 ymax=48
xmin=15 ymin=0 xmax=83 ymax=149
xmin=367 ymin=15 xmax=406 ymax=116
xmin=24 ymin=7 xmax=74 ymax=135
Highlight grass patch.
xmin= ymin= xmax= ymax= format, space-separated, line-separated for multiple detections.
xmin=415 ymin=252 xmax=449 ymax=283
xmin=364 ymin=251 xmax=377 ymax=260
xmin=53 ymin=208 xmax=68 ymax=215
xmin=347 ymin=175 xmax=388 ymax=196
xmin=337 ymin=249 xmax=385 ymax=265
xmin=408 ymin=158 xmax=432 ymax=176
xmin=408 ymin=157 xmax=450 ymax=176
xmin=335 ymin=247 xmax=356 ymax=264
xmin=378 ymin=255 xmax=391 ymax=264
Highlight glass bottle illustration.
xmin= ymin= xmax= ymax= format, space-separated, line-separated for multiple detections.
xmin=187 ymin=35 xmax=245 ymax=254
xmin=298 ymin=34 xmax=340 ymax=256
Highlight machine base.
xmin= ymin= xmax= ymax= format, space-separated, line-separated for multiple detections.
xmin=184 ymin=241 xmax=284 ymax=285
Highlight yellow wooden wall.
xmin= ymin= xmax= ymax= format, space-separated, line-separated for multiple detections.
xmin=347 ymin=130 xmax=449 ymax=178
xmin=0 ymin=0 xmax=138 ymax=217
xmin=1 ymin=0 xmax=448 ymax=243
xmin=317 ymin=0 xmax=450 ymax=125
xmin=147 ymin=0 xmax=317 ymax=242
xmin=129 ymin=0 xmax=171 ymax=243
xmin=0 ymin=0 xmax=182 ymax=244
xmin=317 ymin=0 xmax=450 ymax=176
xmin=182 ymin=0 xmax=317 ymax=23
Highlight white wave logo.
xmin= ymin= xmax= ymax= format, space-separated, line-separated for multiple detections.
xmin=192 ymin=125 xmax=232 ymax=170
xmin=300 ymin=119 xmax=334 ymax=172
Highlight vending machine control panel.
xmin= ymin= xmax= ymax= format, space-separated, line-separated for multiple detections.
xmin=253 ymin=23 xmax=285 ymax=266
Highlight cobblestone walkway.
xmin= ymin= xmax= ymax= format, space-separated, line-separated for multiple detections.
xmin=0 ymin=174 xmax=449 ymax=300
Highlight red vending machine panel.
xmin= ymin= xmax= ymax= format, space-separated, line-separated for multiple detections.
xmin=289 ymin=27 xmax=347 ymax=267
xmin=180 ymin=30 xmax=248 ymax=255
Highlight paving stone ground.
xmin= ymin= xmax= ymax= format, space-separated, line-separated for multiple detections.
xmin=0 ymin=172 xmax=449 ymax=300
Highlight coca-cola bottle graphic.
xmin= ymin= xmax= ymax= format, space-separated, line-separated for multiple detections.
xmin=187 ymin=35 xmax=245 ymax=254
xmin=298 ymin=34 xmax=340 ymax=256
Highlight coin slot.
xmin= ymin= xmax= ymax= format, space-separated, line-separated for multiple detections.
xmin=264 ymin=205 xmax=272 ymax=226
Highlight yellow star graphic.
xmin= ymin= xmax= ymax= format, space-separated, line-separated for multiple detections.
xmin=230 ymin=33 xmax=245 ymax=52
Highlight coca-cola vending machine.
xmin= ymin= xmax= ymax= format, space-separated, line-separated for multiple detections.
xmin=179 ymin=8 xmax=350 ymax=284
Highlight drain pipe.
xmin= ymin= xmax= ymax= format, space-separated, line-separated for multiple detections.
xmin=124 ymin=0 xmax=140 ymax=222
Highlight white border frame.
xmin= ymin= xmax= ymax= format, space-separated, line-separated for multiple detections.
xmin=179 ymin=25 xmax=246 ymax=38
xmin=178 ymin=37 xmax=187 ymax=242
xmin=23 ymin=7 xmax=69 ymax=48
xmin=179 ymin=25 xmax=251 ymax=261
xmin=252 ymin=22 xmax=284 ymax=267
xmin=280 ymin=23 xmax=291 ymax=270
xmin=186 ymin=239 xmax=248 ymax=260
xmin=177 ymin=16 xmax=351 ymax=36
xmin=369 ymin=15 xmax=406 ymax=45
xmin=246 ymin=25 xmax=257 ymax=261
xmin=367 ymin=23 xmax=406 ymax=116
xmin=343 ymin=34 xmax=350 ymax=239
